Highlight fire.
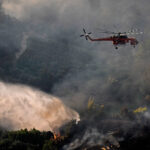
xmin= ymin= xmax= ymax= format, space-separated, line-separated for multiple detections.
xmin=101 ymin=146 xmax=110 ymax=150
xmin=106 ymin=146 xmax=110 ymax=149
xmin=52 ymin=132 xmax=65 ymax=142
xmin=53 ymin=132 xmax=61 ymax=140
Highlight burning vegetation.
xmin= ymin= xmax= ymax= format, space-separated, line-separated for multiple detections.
xmin=1 ymin=97 xmax=150 ymax=150
xmin=0 ymin=0 xmax=150 ymax=150
xmin=58 ymin=97 xmax=150 ymax=150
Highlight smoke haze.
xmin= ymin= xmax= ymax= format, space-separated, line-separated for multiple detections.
xmin=0 ymin=0 xmax=150 ymax=143
xmin=16 ymin=32 xmax=29 ymax=59
xmin=63 ymin=128 xmax=119 ymax=150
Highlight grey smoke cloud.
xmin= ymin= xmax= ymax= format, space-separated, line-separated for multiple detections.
xmin=1 ymin=1 xmax=150 ymax=148
xmin=1 ymin=0 xmax=150 ymax=111
xmin=2 ymin=0 xmax=149 ymax=27
xmin=16 ymin=32 xmax=29 ymax=59
xmin=63 ymin=128 xmax=119 ymax=150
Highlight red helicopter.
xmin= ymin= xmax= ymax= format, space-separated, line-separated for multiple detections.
xmin=80 ymin=28 xmax=142 ymax=49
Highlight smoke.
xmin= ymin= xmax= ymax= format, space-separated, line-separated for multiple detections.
xmin=16 ymin=32 xmax=29 ymax=59
xmin=0 ymin=0 xmax=150 ymax=140
xmin=0 ymin=0 xmax=150 ymax=116
xmin=0 ymin=1 xmax=150 ymax=149
xmin=63 ymin=128 xmax=119 ymax=150
xmin=0 ymin=0 xmax=150 ymax=118
xmin=0 ymin=81 xmax=80 ymax=131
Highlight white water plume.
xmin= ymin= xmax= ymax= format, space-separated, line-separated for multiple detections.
xmin=0 ymin=81 xmax=80 ymax=131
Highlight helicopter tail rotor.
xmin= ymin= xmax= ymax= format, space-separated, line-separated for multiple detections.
xmin=80 ymin=28 xmax=91 ymax=40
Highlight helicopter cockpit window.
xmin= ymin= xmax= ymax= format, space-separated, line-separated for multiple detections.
xmin=120 ymin=35 xmax=127 ymax=38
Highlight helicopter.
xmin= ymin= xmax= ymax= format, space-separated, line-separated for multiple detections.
xmin=80 ymin=28 xmax=143 ymax=49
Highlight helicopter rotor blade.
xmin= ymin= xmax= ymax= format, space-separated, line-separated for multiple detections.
xmin=96 ymin=27 xmax=143 ymax=35
xmin=126 ymin=28 xmax=143 ymax=35
xmin=80 ymin=28 xmax=91 ymax=41
xmin=98 ymin=32 xmax=111 ymax=34
xmin=80 ymin=35 xmax=84 ymax=37
xmin=98 ymin=31 xmax=118 ymax=34
xmin=96 ymin=28 xmax=118 ymax=34
xmin=83 ymin=28 xmax=86 ymax=33
xmin=126 ymin=31 xmax=143 ymax=35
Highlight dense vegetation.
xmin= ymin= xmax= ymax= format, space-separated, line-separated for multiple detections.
xmin=1 ymin=120 xmax=150 ymax=150
xmin=0 ymin=128 xmax=66 ymax=150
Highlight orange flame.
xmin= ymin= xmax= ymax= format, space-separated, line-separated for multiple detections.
xmin=53 ymin=132 xmax=61 ymax=140
xmin=101 ymin=146 xmax=110 ymax=150
xmin=52 ymin=132 xmax=65 ymax=142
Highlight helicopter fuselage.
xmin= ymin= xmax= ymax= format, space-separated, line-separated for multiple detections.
xmin=86 ymin=34 xmax=138 ymax=49
xmin=80 ymin=28 xmax=140 ymax=49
